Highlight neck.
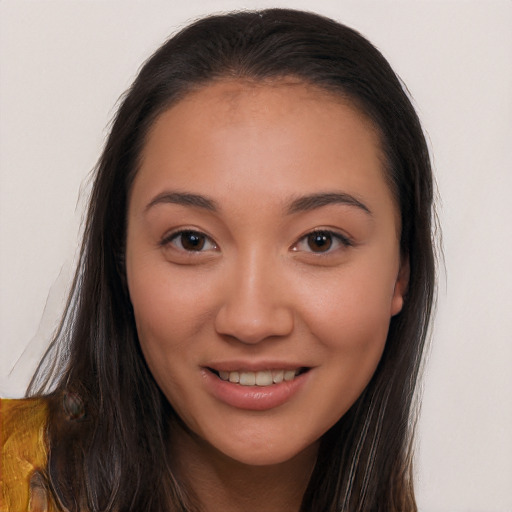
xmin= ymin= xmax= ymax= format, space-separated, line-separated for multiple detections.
xmin=170 ymin=425 xmax=318 ymax=512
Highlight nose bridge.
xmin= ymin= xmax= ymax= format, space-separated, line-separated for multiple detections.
xmin=214 ymin=247 xmax=293 ymax=344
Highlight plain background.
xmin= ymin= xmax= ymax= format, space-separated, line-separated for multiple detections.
xmin=1 ymin=1 xmax=511 ymax=511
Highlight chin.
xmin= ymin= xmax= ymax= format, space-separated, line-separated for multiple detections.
xmin=228 ymin=449 xmax=298 ymax=467
xmin=207 ymin=432 xmax=320 ymax=468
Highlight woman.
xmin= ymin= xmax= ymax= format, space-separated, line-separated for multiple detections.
xmin=1 ymin=8 xmax=435 ymax=512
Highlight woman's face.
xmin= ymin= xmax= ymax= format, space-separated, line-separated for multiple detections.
xmin=126 ymin=80 xmax=407 ymax=466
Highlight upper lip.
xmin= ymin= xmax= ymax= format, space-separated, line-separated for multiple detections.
xmin=205 ymin=361 xmax=310 ymax=372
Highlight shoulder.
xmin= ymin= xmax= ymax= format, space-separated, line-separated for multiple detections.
xmin=1 ymin=396 xmax=49 ymax=431
xmin=0 ymin=397 xmax=51 ymax=511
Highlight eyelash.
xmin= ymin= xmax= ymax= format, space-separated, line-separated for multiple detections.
xmin=160 ymin=228 xmax=352 ymax=255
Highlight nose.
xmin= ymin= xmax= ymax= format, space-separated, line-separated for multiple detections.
xmin=214 ymin=253 xmax=294 ymax=344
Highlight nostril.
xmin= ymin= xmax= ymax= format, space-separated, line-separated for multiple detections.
xmin=214 ymin=306 xmax=294 ymax=345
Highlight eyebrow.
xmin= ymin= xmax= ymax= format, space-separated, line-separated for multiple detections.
xmin=145 ymin=190 xmax=371 ymax=216
xmin=287 ymin=192 xmax=372 ymax=216
xmin=145 ymin=191 xmax=218 ymax=212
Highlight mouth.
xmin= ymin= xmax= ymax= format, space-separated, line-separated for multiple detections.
xmin=207 ymin=367 xmax=309 ymax=387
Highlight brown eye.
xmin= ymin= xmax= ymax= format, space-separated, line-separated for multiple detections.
xmin=292 ymin=230 xmax=352 ymax=255
xmin=165 ymin=230 xmax=217 ymax=252
xmin=307 ymin=232 xmax=333 ymax=252
xmin=180 ymin=231 xmax=206 ymax=251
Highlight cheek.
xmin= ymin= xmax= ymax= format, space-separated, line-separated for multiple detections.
xmin=295 ymin=266 xmax=394 ymax=407
xmin=129 ymin=257 xmax=212 ymax=333
xmin=299 ymin=265 xmax=396 ymax=345
xmin=127 ymin=260 xmax=199 ymax=363
xmin=127 ymin=268 xmax=206 ymax=415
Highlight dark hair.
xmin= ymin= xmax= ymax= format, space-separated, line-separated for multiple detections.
xmin=30 ymin=8 xmax=435 ymax=511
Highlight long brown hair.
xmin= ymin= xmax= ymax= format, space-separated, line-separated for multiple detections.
xmin=30 ymin=9 xmax=435 ymax=511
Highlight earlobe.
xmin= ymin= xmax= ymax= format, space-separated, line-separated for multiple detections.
xmin=391 ymin=257 xmax=410 ymax=316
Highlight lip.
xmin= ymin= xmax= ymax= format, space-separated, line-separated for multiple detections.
xmin=206 ymin=360 xmax=306 ymax=372
xmin=201 ymin=365 xmax=311 ymax=411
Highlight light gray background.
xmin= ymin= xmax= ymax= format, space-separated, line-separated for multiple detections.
xmin=1 ymin=1 xmax=511 ymax=511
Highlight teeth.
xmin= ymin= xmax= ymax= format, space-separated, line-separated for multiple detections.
xmin=217 ymin=369 xmax=301 ymax=387
xmin=284 ymin=370 xmax=296 ymax=381
xmin=239 ymin=372 xmax=256 ymax=386
xmin=272 ymin=370 xmax=284 ymax=383
xmin=255 ymin=370 xmax=272 ymax=386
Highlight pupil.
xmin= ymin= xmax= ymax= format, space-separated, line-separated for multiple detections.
xmin=181 ymin=232 xmax=205 ymax=251
xmin=308 ymin=232 xmax=332 ymax=252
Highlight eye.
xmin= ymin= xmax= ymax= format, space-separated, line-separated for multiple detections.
xmin=292 ymin=230 xmax=352 ymax=254
xmin=162 ymin=230 xmax=217 ymax=252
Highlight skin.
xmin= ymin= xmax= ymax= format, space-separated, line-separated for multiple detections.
xmin=125 ymin=80 xmax=408 ymax=511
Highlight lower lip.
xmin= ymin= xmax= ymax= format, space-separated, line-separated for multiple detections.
xmin=201 ymin=369 xmax=310 ymax=411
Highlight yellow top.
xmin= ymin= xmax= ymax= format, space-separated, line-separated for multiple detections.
xmin=0 ymin=398 xmax=58 ymax=512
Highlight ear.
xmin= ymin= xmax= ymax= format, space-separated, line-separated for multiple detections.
xmin=390 ymin=256 xmax=409 ymax=316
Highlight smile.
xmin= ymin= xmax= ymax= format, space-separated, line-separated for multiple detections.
xmin=203 ymin=366 xmax=311 ymax=411
xmin=213 ymin=369 xmax=302 ymax=387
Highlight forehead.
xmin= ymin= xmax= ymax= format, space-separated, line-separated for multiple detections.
xmin=132 ymin=79 xmax=395 ymax=222
xmin=152 ymin=78 xmax=380 ymax=139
